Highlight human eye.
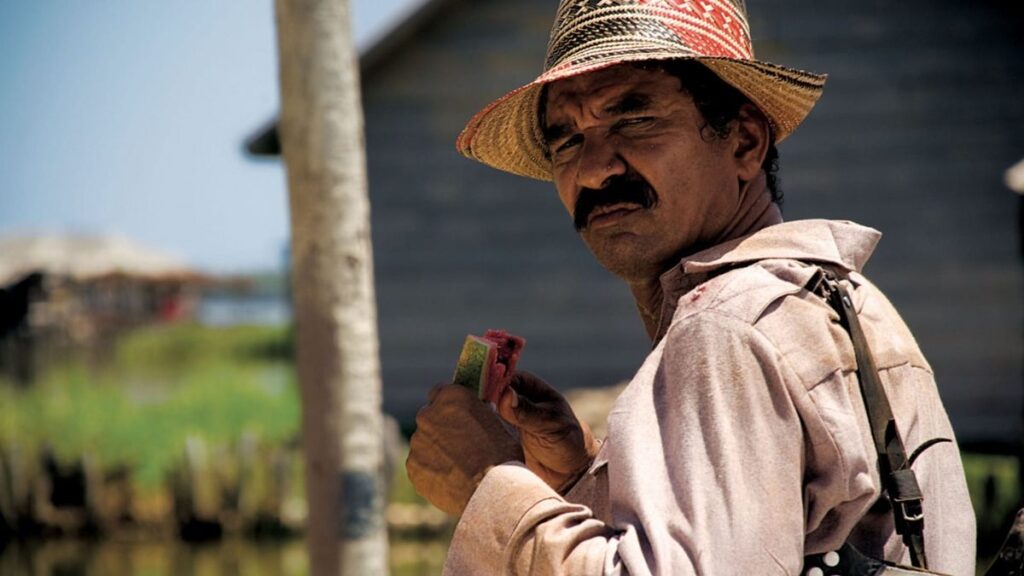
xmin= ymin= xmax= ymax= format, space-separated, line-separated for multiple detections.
xmin=551 ymin=134 xmax=583 ymax=157
xmin=614 ymin=116 xmax=655 ymax=130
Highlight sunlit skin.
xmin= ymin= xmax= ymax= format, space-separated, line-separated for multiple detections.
xmin=543 ymin=64 xmax=770 ymax=287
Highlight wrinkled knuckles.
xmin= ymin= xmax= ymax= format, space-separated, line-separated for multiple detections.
xmin=414 ymin=406 xmax=434 ymax=429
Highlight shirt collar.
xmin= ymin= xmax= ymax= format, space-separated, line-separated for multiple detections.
xmin=649 ymin=220 xmax=882 ymax=341
xmin=683 ymin=219 xmax=879 ymax=275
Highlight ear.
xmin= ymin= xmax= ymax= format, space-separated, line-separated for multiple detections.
xmin=732 ymin=103 xmax=770 ymax=182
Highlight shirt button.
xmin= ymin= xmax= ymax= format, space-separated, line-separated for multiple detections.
xmin=806 ymin=568 xmax=824 ymax=576
xmin=823 ymin=551 xmax=840 ymax=567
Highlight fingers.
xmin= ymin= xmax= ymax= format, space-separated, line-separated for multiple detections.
xmin=496 ymin=387 xmax=518 ymax=423
xmin=509 ymin=371 xmax=561 ymax=403
xmin=408 ymin=381 xmax=526 ymax=517
xmin=427 ymin=382 xmax=445 ymax=403
xmin=427 ymin=380 xmax=473 ymax=404
xmin=500 ymin=372 xmax=577 ymax=431
xmin=426 ymin=382 xmax=479 ymax=407
xmin=504 ymin=389 xmax=571 ymax=433
xmin=419 ymin=383 xmax=517 ymax=445
xmin=406 ymin=435 xmax=462 ymax=516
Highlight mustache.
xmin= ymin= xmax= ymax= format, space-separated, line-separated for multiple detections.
xmin=573 ymin=174 xmax=658 ymax=231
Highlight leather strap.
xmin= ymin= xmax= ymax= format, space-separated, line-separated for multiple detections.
xmin=807 ymin=269 xmax=929 ymax=570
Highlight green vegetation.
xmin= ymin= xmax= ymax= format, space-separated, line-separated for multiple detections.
xmin=0 ymin=323 xmax=298 ymax=490
xmin=963 ymin=452 xmax=1021 ymax=564
xmin=112 ymin=323 xmax=293 ymax=376
xmin=964 ymin=453 xmax=1019 ymax=523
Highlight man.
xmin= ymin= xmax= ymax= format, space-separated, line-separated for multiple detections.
xmin=406 ymin=0 xmax=976 ymax=573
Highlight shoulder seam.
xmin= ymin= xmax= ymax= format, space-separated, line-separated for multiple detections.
xmin=672 ymin=263 xmax=806 ymax=327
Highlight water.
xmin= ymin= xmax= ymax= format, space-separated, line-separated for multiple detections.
xmin=0 ymin=536 xmax=448 ymax=576
xmin=198 ymin=295 xmax=291 ymax=327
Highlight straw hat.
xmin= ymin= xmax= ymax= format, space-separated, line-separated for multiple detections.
xmin=456 ymin=0 xmax=827 ymax=181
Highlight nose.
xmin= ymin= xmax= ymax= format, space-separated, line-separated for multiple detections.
xmin=575 ymin=134 xmax=626 ymax=192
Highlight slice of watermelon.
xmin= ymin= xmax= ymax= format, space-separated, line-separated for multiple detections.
xmin=452 ymin=329 xmax=526 ymax=404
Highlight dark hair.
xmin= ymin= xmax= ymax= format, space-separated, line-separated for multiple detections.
xmin=641 ymin=59 xmax=782 ymax=205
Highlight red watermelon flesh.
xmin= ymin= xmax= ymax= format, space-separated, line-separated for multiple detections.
xmin=480 ymin=329 xmax=525 ymax=405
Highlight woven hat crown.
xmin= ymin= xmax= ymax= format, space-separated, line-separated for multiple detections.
xmin=544 ymin=0 xmax=754 ymax=74
xmin=455 ymin=0 xmax=826 ymax=181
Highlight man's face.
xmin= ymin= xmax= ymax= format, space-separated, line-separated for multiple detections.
xmin=543 ymin=64 xmax=746 ymax=282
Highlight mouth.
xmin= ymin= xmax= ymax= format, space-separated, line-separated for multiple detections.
xmin=586 ymin=202 xmax=644 ymax=230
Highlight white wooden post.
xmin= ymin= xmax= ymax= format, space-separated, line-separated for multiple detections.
xmin=274 ymin=0 xmax=388 ymax=573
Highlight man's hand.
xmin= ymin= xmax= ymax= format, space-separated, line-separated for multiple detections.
xmin=406 ymin=384 xmax=524 ymax=516
xmin=496 ymin=372 xmax=600 ymax=492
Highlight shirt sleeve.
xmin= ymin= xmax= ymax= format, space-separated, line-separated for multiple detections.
xmin=443 ymin=311 xmax=834 ymax=575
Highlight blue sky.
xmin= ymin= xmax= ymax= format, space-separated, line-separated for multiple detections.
xmin=0 ymin=0 xmax=420 ymax=272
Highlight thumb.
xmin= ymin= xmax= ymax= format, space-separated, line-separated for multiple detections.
xmin=499 ymin=389 xmax=563 ymax=433
xmin=496 ymin=387 xmax=520 ymax=425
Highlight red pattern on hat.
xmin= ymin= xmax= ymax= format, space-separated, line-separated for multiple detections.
xmin=641 ymin=0 xmax=752 ymax=59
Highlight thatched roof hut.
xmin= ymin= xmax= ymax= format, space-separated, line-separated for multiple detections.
xmin=0 ymin=235 xmax=204 ymax=382
xmin=0 ymin=234 xmax=198 ymax=287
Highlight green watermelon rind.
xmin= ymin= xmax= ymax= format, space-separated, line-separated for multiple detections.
xmin=452 ymin=336 xmax=494 ymax=398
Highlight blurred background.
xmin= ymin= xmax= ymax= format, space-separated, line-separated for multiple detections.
xmin=1 ymin=0 xmax=1022 ymax=574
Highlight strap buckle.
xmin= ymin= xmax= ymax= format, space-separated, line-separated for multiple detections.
xmin=896 ymin=499 xmax=925 ymax=524
xmin=804 ymin=268 xmax=836 ymax=300
xmin=889 ymin=468 xmax=925 ymax=529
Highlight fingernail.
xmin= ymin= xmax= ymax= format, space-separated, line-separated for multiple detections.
xmin=511 ymin=390 xmax=519 ymax=408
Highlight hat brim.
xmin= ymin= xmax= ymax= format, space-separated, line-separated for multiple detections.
xmin=456 ymin=55 xmax=827 ymax=181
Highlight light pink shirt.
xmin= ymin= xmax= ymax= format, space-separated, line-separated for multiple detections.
xmin=444 ymin=220 xmax=976 ymax=575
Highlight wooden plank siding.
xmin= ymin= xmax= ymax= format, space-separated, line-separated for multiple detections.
xmin=257 ymin=0 xmax=1024 ymax=447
